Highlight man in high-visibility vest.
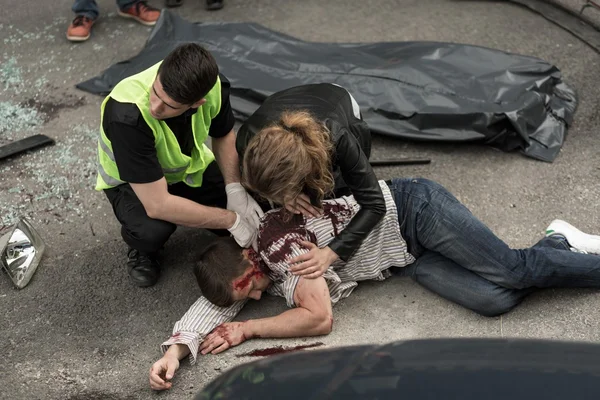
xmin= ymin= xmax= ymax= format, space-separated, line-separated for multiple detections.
xmin=96 ymin=43 xmax=262 ymax=288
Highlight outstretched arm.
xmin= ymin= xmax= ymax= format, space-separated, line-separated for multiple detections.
xmin=149 ymin=296 xmax=247 ymax=391
xmin=199 ymin=276 xmax=333 ymax=355
xmin=130 ymin=178 xmax=238 ymax=230
xmin=160 ymin=296 xmax=247 ymax=364
xmin=149 ymin=344 xmax=189 ymax=391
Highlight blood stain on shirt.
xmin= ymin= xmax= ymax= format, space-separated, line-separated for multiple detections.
xmin=259 ymin=211 xmax=316 ymax=263
xmin=321 ymin=202 xmax=352 ymax=235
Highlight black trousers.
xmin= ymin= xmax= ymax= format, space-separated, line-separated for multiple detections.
xmin=104 ymin=161 xmax=227 ymax=254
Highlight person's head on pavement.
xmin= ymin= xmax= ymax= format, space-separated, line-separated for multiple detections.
xmin=194 ymin=237 xmax=272 ymax=306
xmin=150 ymin=43 xmax=219 ymax=120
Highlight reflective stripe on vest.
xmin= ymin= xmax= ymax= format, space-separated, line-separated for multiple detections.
xmin=98 ymin=138 xmax=115 ymax=162
xmin=97 ymin=160 xmax=124 ymax=187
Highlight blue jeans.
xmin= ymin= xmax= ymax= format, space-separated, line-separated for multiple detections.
xmin=389 ymin=178 xmax=600 ymax=317
xmin=72 ymin=0 xmax=139 ymax=19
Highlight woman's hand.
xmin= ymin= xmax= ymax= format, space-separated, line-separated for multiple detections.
xmin=288 ymin=241 xmax=339 ymax=279
xmin=285 ymin=193 xmax=322 ymax=218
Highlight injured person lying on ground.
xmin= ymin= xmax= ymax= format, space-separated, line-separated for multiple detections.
xmin=149 ymin=178 xmax=600 ymax=391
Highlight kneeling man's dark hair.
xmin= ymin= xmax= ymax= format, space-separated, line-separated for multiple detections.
xmin=158 ymin=43 xmax=219 ymax=105
xmin=194 ymin=237 xmax=249 ymax=307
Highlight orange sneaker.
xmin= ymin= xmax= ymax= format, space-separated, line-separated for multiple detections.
xmin=118 ymin=1 xmax=161 ymax=26
xmin=66 ymin=15 xmax=95 ymax=42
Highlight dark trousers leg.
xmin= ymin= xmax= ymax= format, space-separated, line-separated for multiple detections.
xmin=398 ymin=235 xmax=570 ymax=317
xmin=103 ymin=161 xmax=228 ymax=253
xmin=104 ymin=183 xmax=176 ymax=254
xmin=404 ymin=251 xmax=533 ymax=317
xmin=392 ymin=178 xmax=600 ymax=290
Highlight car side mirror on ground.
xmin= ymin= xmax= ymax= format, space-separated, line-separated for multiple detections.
xmin=0 ymin=217 xmax=45 ymax=289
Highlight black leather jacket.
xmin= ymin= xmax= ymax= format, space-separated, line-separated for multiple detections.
xmin=236 ymin=83 xmax=386 ymax=262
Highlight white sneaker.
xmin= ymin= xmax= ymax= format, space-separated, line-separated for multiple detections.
xmin=545 ymin=219 xmax=600 ymax=255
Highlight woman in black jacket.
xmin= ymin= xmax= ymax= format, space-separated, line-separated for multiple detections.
xmin=236 ymin=83 xmax=386 ymax=279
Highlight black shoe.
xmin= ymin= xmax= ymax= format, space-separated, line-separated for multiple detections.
xmin=206 ymin=0 xmax=224 ymax=11
xmin=127 ymin=248 xmax=160 ymax=287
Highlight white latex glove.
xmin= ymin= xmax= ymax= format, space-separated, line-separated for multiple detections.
xmin=227 ymin=212 xmax=258 ymax=248
xmin=226 ymin=183 xmax=264 ymax=229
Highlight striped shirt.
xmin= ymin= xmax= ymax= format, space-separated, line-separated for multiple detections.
xmin=161 ymin=181 xmax=415 ymax=364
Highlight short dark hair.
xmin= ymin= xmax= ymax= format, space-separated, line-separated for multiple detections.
xmin=157 ymin=43 xmax=219 ymax=105
xmin=194 ymin=237 xmax=249 ymax=307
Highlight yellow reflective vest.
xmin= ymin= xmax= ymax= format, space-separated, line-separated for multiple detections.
xmin=95 ymin=62 xmax=221 ymax=190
